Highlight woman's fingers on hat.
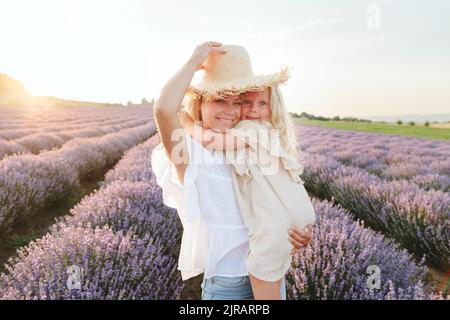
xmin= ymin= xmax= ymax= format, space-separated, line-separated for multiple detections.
xmin=209 ymin=47 xmax=226 ymax=54
xmin=202 ymin=41 xmax=222 ymax=47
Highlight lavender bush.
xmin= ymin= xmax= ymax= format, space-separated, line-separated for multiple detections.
xmin=0 ymin=225 xmax=182 ymax=299
xmin=286 ymin=199 xmax=442 ymax=300
xmin=101 ymin=134 xmax=160 ymax=186
xmin=58 ymin=180 xmax=181 ymax=258
xmin=301 ymin=151 xmax=450 ymax=269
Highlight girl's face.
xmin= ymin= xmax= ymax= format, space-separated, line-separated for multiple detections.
xmin=240 ymin=88 xmax=271 ymax=120
xmin=200 ymin=94 xmax=242 ymax=132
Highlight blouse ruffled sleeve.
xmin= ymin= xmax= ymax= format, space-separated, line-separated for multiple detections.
xmin=150 ymin=130 xmax=202 ymax=223
xmin=151 ymin=142 xmax=183 ymax=208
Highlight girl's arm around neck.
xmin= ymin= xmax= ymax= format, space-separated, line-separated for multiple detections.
xmin=180 ymin=111 xmax=247 ymax=151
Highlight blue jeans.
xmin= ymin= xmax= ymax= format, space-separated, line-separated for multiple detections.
xmin=200 ymin=275 xmax=287 ymax=300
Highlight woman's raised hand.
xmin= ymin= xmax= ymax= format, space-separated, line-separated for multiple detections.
xmin=188 ymin=41 xmax=226 ymax=71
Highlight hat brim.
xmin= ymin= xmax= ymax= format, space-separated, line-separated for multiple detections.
xmin=186 ymin=66 xmax=290 ymax=101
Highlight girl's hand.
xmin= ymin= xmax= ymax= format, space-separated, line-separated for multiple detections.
xmin=188 ymin=41 xmax=226 ymax=71
xmin=288 ymin=224 xmax=313 ymax=256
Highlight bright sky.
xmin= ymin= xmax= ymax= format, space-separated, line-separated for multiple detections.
xmin=1 ymin=0 xmax=449 ymax=118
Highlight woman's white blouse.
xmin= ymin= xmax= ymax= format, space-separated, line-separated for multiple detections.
xmin=150 ymin=129 xmax=249 ymax=281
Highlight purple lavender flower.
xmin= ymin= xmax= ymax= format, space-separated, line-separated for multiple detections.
xmin=286 ymin=199 xmax=442 ymax=300
xmin=0 ymin=225 xmax=182 ymax=300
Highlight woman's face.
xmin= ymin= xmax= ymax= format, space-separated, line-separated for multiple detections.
xmin=240 ymin=88 xmax=271 ymax=120
xmin=200 ymin=94 xmax=242 ymax=132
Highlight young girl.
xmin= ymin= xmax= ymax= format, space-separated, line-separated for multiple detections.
xmin=179 ymin=85 xmax=316 ymax=300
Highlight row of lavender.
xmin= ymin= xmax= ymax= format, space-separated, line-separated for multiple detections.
xmin=0 ymin=116 xmax=141 ymax=132
xmin=0 ymin=118 xmax=151 ymax=159
xmin=296 ymin=126 xmax=450 ymax=269
xmin=0 ymin=116 xmax=142 ymax=139
xmin=0 ymin=134 xmax=183 ymax=299
xmin=0 ymin=124 xmax=155 ymax=237
xmin=0 ymin=104 xmax=154 ymax=158
xmin=1 ymin=133 xmax=441 ymax=299
xmin=296 ymin=125 xmax=450 ymax=192
xmin=0 ymin=104 xmax=152 ymax=128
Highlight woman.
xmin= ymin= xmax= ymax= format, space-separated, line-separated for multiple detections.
xmin=151 ymin=41 xmax=313 ymax=300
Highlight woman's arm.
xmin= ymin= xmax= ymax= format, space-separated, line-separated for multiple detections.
xmin=179 ymin=110 xmax=247 ymax=151
xmin=153 ymin=41 xmax=226 ymax=183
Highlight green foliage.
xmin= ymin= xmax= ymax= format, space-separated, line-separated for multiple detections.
xmin=293 ymin=118 xmax=450 ymax=140
xmin=289 ymin=111 xmax=372 ymax=123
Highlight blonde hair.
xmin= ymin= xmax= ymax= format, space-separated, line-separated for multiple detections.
xmin=268 ymin=86 xmax=301 ymax=161
xmin=182 ymin=93 xmax=202 ymax=121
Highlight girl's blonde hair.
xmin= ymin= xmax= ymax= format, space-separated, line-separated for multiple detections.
xmin=182 ymin=87 xmax=301 ymax=161
xmin=268 ymin=85 xmax=301 ymax=161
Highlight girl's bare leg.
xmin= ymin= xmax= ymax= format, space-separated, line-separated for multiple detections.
xmin=249 ymin=273 xmax=282 ymax=300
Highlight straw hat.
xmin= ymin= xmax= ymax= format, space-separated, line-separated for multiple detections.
xmin=186 ymin=44 xmax=291 ymax=101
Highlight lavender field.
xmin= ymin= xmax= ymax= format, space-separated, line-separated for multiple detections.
xmin=0 ymin=105 xmax=155 ymax=237
xmin=0 ymin=117 xmax=448 ymax=299
xmin=0 ymin=104 xmax=154 ymax=159
xmin=296 ymin=125 xmax=450 ymax=270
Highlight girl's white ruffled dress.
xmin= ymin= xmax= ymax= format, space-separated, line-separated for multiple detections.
xmin=224 ymin=120 xmax=316 ymax=282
